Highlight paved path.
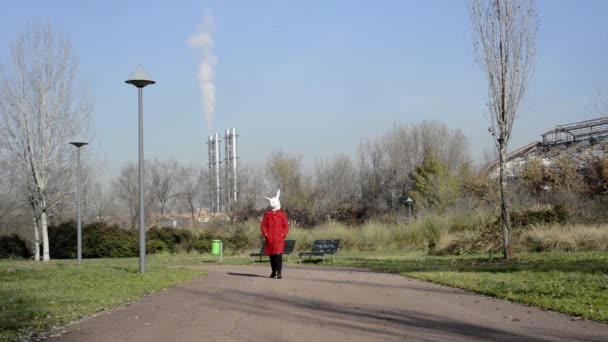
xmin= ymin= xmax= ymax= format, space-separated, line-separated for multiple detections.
xmin=49 ymin=265 xmax=608 ymax=342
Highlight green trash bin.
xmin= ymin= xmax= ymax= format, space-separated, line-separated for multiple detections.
xmin=211 ymin=240 xmax=222 ymax=255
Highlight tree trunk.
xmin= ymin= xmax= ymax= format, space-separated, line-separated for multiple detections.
xmin=189 ymin=203 xmax=196 ymax=228
xmin=498 ymin=141 xmax=513 ymax=259
xmin=40 ymin=204 xmax=50 ymax=262
xmin=33 ymin=214 xmax=40 ymax=261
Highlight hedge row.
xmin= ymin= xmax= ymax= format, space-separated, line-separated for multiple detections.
xmin=47 ymin=222 xmax=217 ymax=259
xmin=0 ymin=234 xmax=31 ymax=259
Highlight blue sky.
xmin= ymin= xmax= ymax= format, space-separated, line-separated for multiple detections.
xmin=1 ymin=0 xmax=607 ymax=184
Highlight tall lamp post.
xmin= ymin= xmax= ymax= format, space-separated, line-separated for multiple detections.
xmin=126 ymin=65 xmax=155 ymax=273
xmin=69 ymin=137 xmax=88 ymax=265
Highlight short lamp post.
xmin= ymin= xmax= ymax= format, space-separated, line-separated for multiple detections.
xmin=69 ymin=137 xmax=88 ymax=265
xmin=125 ymin=65 xmax=155 ymax=273
xmin=542 ymin=184 xmax=551 ymax=206
xmin=406 ymin=197 xmax=413 ymax=224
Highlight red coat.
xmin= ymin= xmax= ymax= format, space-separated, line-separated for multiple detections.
xmin=260 ymin=209 xmax=289 ymax=255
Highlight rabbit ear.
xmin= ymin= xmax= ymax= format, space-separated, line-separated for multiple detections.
xmin=263 ymin=197 xmax=270 ymax=201
xmin=276 ymin=189 xmax=281 ymax=199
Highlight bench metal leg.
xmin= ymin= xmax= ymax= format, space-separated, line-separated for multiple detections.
xmin=250 ymin=257 xmax=255 ymax=264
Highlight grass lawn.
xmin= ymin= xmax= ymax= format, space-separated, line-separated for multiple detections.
xmin=0 ymin=254 xmax=221 ymax=342
xmin=2 ymin=250 xmax=607 ymax=341
xmin=330 ymin=250 xmax=608 ymax=323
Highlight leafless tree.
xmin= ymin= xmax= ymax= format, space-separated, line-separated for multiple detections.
xmin=149 ymin=158 xmax=180 ymax=221
xmin=265 ymin=151 xmax=315 ymax=226
xmin=112 ymin=163 xmax=138 ymax=229
xmin=111 ymin=162 xmax=154 ymax=229
xmin=0 ymin=158 xmax=19 ymax=225
xmin=314 ymin=154 xmax=359 ymax=220
xmin=470 ymin=0 xmax=539 ymax=258
xmin=593 ymin=86 xmax=608 ymax=117
xmin=358 ymin=120 xmax=471 ymax=213
xmin=0 ymin=23 xmax=93 ymax=261
xmin=231 ymin=163 xmax=266 ymax=221
xmin=358 ymin=136 xmax=388 ymax=213
xmin=176 ymin=164 xmax=206 ymax=227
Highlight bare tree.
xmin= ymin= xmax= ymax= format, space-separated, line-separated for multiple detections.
xmin=314 ymin=154 xmax=359 ymax=221
xmin=470 ymin=0 xmax=539 ymax=258
xmin=358 ymin=120 xmax=471 ymax=214
xmin=149 ymin=158 xmax=180 ymax=221
xmin=112 ymin=163 xmax=138 ymax=229
xmin=176 ymin=164 xmax=206 ymax=227
xmin=230 ymin=163 xmax=266 ymax=221
xmin=593 ymin=86 xmax=608 ymax=117
xmin=112 ymin=161 xmax=155 ymax=228
xmin=265 ymin=151 xmax=315 ymax=226
xmin=0 ymin=158 xmax=19 ymax=224
xmin=358 ymin=136 xmax=387 ymax=213
xmin=0 ymin=23 xmax=92 ymax=261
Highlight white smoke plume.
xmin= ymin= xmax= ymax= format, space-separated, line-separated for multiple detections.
xmin=188 ymin=12 xmax=217 ymax=129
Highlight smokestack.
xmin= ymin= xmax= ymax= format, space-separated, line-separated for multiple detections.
xmin=223 ymin=128 xmax=239 ymax=212
xmin=207 ymin=135 xmax=215 ymax=212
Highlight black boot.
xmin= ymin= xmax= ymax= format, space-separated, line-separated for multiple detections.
xmin=277 ymin=254 xmax=283 ymax=279
xmin=269 ymin=255 xmax=277 ymax=278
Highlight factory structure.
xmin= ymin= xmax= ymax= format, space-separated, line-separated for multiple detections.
xmin=486 ymin=116 xmax=608 ymax=179
xmin=207 ymin=128 xmax=239 ymax=213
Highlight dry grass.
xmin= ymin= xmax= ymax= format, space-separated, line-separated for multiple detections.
xmin=519 ymin=224 xmax=608 ymax=252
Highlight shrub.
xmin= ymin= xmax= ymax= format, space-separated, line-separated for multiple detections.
xmin=0 ymin=234 xmax=31 ymax=259
xmin=147 ymin=226 xmax=194 ymax=253
xmin=511 ymin=205 xmax=569 ymax=228
xmin=49 ymin=221 xmax=77 ymax=259
xmin=146 ymin=239 xmax=170 ymax=254
xmin=190 ymin=237 xmax=212 ymax=253
xmin=82 ymin=222 xmax=138 ymax=258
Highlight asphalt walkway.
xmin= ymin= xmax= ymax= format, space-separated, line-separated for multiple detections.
xmin=49 ymin=264 xmax=608 ymax=341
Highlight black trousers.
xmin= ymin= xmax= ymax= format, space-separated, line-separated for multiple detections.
xmin=269 ymin=254 xmax=283 ymax=273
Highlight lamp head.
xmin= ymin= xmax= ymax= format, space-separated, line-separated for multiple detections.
xmin=69 ymin=134 xmax=88 ymax=148
xmin=125 ymin=65 xmax=155 ymax=88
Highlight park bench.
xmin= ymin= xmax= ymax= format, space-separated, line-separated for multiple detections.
xmin=249 ymin=240 xmax=296 ymax=264
xmin=298 ymin=239 xmax=340 ymax=264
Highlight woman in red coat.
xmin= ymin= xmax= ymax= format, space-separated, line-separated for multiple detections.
xmin=261 ymin=189 xmax=289 ymax=279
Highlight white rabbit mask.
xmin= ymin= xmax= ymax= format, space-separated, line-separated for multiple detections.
xmin=264 ymin=189 xmax=281 ymax=211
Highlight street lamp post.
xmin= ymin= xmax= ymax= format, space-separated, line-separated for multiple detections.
xmin=126 ymin=65 xmax=155 ymax=273
xmin=542 ymin=184 xmax=551 ymax=207
xmin=69 ymin=137 xmax=88 ymax=265
xmin=406 ymin=197 xmax=413 ymax=224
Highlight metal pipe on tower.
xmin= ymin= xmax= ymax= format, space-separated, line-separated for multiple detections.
xmin=231 ymin=127 xmax=238 ymax=205
xmin=214 ymin=133 xmax=221 ymax=213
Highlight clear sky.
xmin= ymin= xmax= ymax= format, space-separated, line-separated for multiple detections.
xmin=1 ymin=0 xmax=607 ymax=184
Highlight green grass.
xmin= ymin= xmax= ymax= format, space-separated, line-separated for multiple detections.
xmin=331 ymin=250 xmax=608 ymax=322
xmin=0 ymin=254 xmax=215 ymax=342
xmin=3 ymin=249 xmax=608 ymax=341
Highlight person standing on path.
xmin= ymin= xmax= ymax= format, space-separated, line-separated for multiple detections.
xmin=261 ymin=190 xmax=289 ymax=279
